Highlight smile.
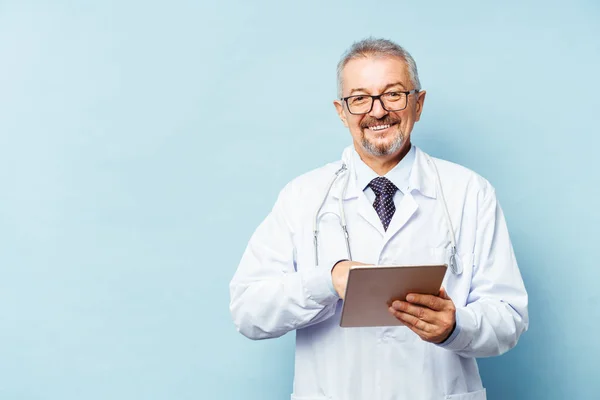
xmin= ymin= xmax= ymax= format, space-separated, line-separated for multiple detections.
xmin=367 ymin=123 xmax=396 ymax=132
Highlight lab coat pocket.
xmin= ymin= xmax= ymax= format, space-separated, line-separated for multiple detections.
xmin=445 ymin=388 xmax=486 ymax=399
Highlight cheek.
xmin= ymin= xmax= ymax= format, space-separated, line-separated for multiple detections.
xmin=399 ymin=120 xmax=415 ymax=136
xmin=348 ymin=116 xmax=365 ymax=132
xmin=398 ymin=111 xmax=415 ymax=129
xmin=349 ymin=126 xmax=364 ymax=140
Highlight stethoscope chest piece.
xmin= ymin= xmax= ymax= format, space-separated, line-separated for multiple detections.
xmin=449 ymin=246 xmax=463 ymax=275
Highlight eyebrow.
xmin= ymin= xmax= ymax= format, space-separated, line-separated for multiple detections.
xmin=348 ymin=81 xmax=407 ymax=96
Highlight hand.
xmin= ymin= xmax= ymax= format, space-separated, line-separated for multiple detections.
xmin=388 ymin=287 xmax=456 ymax=344
xmin=331 ymin=260 xmax=369 ymax=299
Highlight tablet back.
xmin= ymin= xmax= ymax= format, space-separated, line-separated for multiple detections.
xmin=339 ymin=264 xmax=448 ymax=328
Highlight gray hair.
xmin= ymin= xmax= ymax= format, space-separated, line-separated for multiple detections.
xmin=336 ymin=38 xmax=421 ymax=98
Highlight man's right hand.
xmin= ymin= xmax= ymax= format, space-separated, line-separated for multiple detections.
xmin=331 ymin=260 xmax=370 ymax=299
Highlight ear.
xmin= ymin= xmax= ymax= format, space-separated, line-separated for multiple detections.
xmin=414 ymin=90 xmax=426 ymax=122
xmin=333 ymin=99 xmax=349 ymax=128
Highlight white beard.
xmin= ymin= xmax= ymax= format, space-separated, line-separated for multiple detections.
xmin=361 ymin=130 xmax=404 ymax=156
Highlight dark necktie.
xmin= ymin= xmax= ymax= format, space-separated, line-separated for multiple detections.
xmin=369 ymin=177 xmax=398 ymax=231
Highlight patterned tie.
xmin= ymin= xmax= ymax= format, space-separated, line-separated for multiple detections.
xmin=369 ymin=177 xmax=398 ymax=231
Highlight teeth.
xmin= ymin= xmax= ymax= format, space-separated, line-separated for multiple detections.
xmin=369 ymin=124 xmax=390 ymax=131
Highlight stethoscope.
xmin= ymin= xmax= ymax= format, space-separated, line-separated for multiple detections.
xmin=312 ymin=153 xmax=460 ymax=275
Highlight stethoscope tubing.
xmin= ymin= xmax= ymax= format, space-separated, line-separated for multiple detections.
xmin=313 ymin=154 xmax=459 ymax=274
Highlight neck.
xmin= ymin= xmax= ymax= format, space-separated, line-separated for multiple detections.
xmin=355 ymin=142 xmax=412 ymax=176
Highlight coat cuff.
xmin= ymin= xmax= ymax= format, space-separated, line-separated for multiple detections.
xmin=435 ymin=307 xmax=474 ymax=351
xmin=301 ymin=267 xmax=340 ymax=306
xmin=327 ymin=259 xmax=349 ymax=295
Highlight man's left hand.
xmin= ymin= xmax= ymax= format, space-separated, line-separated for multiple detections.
xmin=388 ymin=287 xmax=456 ymax=344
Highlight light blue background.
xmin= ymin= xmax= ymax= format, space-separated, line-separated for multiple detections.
xmin=1 ymin=0 xmax=599 ymax=399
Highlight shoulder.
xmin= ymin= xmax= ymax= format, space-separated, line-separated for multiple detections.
xmin=424 ymin=151 xmax=495 ymax=198
xmin=270 ymin=158 xmax=344 ymax=230
xmin=279 ymin=159 xmax=345 ymax=203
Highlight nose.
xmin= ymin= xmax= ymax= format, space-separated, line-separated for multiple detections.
xmin=369 ymin=97 xmax=388 ymax=119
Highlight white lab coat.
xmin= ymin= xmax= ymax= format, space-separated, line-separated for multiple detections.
xmin=230 ymin=145 xmax=528 ymax=400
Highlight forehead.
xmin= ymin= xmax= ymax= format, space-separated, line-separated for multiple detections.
xmin=341 ymin=56 xmax=410 ymax=95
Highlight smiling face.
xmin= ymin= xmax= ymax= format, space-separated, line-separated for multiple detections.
xmin=334 ymin=56 xmax=426 ymax=161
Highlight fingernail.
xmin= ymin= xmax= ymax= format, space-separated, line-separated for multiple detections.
xmin=406 ymin=294 xmax=415 ymax=302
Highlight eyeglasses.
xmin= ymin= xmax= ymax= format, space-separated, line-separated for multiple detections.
xmin=341 ymin=90 xmax=418 ymax=115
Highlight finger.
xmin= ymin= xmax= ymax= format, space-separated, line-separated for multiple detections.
xmin=389 ymin=307 xmax=432 ymax=333
xmin=390 ymin=300 xmax=435 ymax=323
xmin=439 ymin=287 xmax=451 ymax=300
xmin=395 ymin=314 xmax=429 ymax=339
xmin=386 ymin=306 xmax=405 ymax=325
xmin=406 ymin=293 xmax=447 ymax=311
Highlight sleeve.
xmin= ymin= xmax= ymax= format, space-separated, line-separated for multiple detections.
xmin=229 ymin=183 xmax=340 ymax=340
xmin=437 ymin=185 xmax=529 ymax=357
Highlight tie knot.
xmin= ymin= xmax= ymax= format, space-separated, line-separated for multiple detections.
xmin=369 ymin=177 xmax=398 ymax=197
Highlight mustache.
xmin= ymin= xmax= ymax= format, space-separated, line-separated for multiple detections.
xmin=360 ymin=116 xmax=400 ymax=129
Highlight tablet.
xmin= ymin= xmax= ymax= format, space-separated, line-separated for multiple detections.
xmin=339 ymin=264 xmax=448 ymax=328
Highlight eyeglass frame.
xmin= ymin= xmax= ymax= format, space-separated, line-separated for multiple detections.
xmin=340 ymin=89 xmax=419 ymax=115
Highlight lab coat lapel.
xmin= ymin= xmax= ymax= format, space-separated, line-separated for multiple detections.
xmin=338 ymin=165 xmax=384 ymax=235
xmin=382 ymin=148 xmax=439 ymax=241
xmin=342 ymin=172 xmax=417 ymax=239
xmin=384 ymin=191 xmax=418 ymax=241
xmin=355 ymin=190 xmax=385 ymax=235
xmin=333 ymin=147 xmax=385 ymax=235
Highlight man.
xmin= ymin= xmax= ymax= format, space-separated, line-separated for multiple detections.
xmin=229 ymin=38 xmax=528 ymax=400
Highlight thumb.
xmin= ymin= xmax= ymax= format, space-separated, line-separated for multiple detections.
xmin=439 ymin=286 xmax=451 ymax=300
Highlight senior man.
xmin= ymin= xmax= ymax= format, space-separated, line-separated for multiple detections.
xmin=230 ymin=38 xmax=528 ymax=400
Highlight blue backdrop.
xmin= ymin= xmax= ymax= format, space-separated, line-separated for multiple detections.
xmin=1 ymin=1 xmax=599 ymax=399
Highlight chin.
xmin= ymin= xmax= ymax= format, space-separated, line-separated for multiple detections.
xmin=361 ymin=134 xmax=405 ymax=157
xmin=362 ymin=140 xmax=402 ymax=157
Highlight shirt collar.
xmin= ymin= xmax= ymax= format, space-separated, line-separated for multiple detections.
xmin=352 ymin=144 xmax=416 ymax=194
xmin=337 ymin=144 xmax=437 ymax=200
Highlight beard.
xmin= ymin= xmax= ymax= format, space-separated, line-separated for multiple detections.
xmin=359 ymin=115 xmax=404 ymax=156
